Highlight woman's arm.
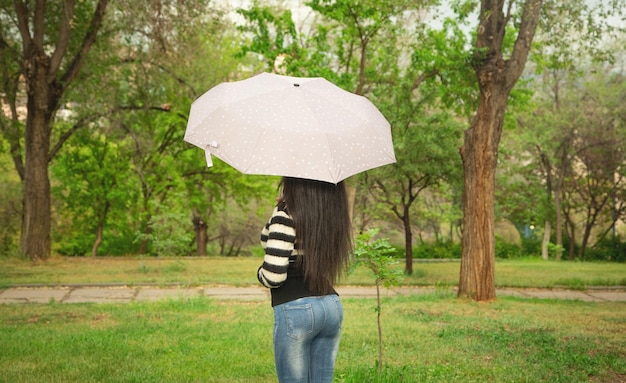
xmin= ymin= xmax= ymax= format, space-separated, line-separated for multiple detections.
xmin=258 ymin=206 xmax=295 ymax=288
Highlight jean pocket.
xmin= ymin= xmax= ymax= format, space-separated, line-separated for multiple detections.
xmin=283 ymin=303 xmax=314 ymax=340
xmin=330 ymin=295 xmax=343 ymax=327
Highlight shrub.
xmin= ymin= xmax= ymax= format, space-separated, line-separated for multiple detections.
xmin=495 ymin=236 xmax=523 ymax=259
xmin=413 ymin=241 xmax=461 ymax=259
xmin=521 ymin=236 xmax=541 ymax=257
xmin=56 ymin=235 xmax=92 ymax=256
xmin=586 ymin=236 xmax=626 ymax=262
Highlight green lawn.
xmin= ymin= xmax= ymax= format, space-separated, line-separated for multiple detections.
xmin=1 ymin=256 xmax=625 ymax=382
xmin=0 ymin=294 xmax=624 ymax=382
xmin=1 ymin=255 xmax=625 ymax=289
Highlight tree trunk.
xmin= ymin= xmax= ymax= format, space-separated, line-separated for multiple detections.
xmin=458 ymin=0 xmax=542 ymax=301
xmin=554 ymin=186 xmax=563 ymax=260
xmin=541 ymin=220 xmax=551 ymax=260
xmin=375 ymin=280 xmax=383 ymax=374
xmin=90 ymin=202 xmax=110 ymax=257
xmin=91 ymin=222 xmax=104 ymax=257
xmin=193 ymin=215 xmax=208 ymax=256
xmin=539 ymin=153 xmax=553 ymax=261
xmin=21 ymin=57 xmax=54 ymax=261
xmin=458 ymin=92 xmax=506 ymax=301
xmin=554 ymin=150 xmax=567 ymax=260
xmin=564 ymin=213 xmax=576 ymax=260
xmin=403 ymin=206 xmax=413 ymax=275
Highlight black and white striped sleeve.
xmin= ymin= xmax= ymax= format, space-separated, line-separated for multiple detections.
xmin=257 ymin=206 xmax=295 ymax=288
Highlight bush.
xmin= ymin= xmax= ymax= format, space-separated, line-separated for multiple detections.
xmin=413 ymin=241 xmax=461 ymax=259
xmin=98 ymin=231 xmax=141 ymax=256
xmin=57 ymin=229 xmax=141 ymax=257
xmin=521 ymin=236 xmax=542 ymax=257
xmin=495 ymin=236 xmax=523 ymax=259
xmin=56 ymin=235 xmax=92 ymax=256
xmin=585 ymin=236 xmax=626 ymax=262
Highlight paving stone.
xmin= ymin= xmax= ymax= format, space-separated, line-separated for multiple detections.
xmin=0 ymin=286 xmax=623 ymax=304
xmin=0 ymin=288 xmax=69 ymax=304
xmin=63 ymin=287 xmax=136 ymax=303
xmin=586 ymin=291 xmax=626 ymax=302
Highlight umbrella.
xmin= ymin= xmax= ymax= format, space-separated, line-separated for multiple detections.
xmin=184 ymin=72 xmax=396 ymax=184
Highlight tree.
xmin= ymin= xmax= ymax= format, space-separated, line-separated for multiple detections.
xmin=351 ymin=229 xmax=403 ymax=374
xmin=364 ymin=18 xmax=471 ymax=274
xmin=460 ymin=0 xmax=625 ymax=298
xmin=521 ymin=0 xmax=626 ymax=261
xmin=560 ymin=72 xmax=626 ymax=259
xmin=0 ymin=0 xmax=109 ymax=261
xmin=365 ymin=109 xmax=463 ymax=274
xmin=499 ymin=1 xmax=626 ymax=261
xmin=51 ymin=126 xmax=137 ymax=256
xmin=54 ymin=0 xmax=262 ymax=257
xmin=238 ymin=1 xmax=473 ymax=274
xmin=459 ymin=0 xmax=542 ymax=301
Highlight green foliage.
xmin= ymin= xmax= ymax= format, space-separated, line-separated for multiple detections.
xmin=585 ymin=236 xmax=626 ymax=263
xmin=236 ymin=6 xmax=302 ymax=70
xmin=352 ymin=229 xmax=404 ymax=287
xmin=495 ymin=236 xmax=523 ymax=259
xmin=534 ymin=0 xmax=626 ymax=75
xmin=51 ymin=126 xmax=139 ymax=256
xmin=407 ymin=236 xmax=546 ymax=261
xmin=2 ymin=0 xmax=625 ymax=263
xmin=351 ymin=228 xmax=404 ymax=373
xmin=134 ymin=193 xmax=194 ymax=256
xmin=0 ymin=142 xmax=21 ymax=257
xmin=413 ymin=241 xmax=461 ymax=259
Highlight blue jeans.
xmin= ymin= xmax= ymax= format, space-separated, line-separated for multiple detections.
xmin=273 ymin=295 xmax=343 ymax=383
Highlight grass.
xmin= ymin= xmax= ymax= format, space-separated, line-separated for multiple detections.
xmin=1 ymin=255 xmax=625 ymax=289
xmin=1 ymin=256 xmax=625 ymax=382
xmin=0 ymin=294 xmax=624 ymax=382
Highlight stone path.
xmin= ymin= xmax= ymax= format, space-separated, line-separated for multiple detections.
xmin=0 ymin=285 xmax=624 ymax=304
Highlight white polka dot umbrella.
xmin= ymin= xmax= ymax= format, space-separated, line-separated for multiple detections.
xmin=184 ymin=72 xmax=396 ymax=184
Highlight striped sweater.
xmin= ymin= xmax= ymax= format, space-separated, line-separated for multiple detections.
xmin=258 ymin=202 xmax=324 ymax=306
xmin=258 ymin=202 xmax=299 ymax=288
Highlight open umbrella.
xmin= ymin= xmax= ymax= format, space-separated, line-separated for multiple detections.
xmin=184 ymin=72 xmax=395 ymax=184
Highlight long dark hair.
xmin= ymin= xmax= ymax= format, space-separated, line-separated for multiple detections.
xmin=280 ymin=177 xmax=353 ymax=295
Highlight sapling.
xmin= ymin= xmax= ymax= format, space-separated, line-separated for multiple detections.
xmin=350 ymin=228 xmax=403 ymax=373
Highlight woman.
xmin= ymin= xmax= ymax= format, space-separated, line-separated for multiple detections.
xmin=258 ymin=177 xmax=353 ymax=383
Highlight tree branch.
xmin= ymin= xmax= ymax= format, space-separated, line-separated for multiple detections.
xmin=49 ymin=0 xmax=75 ymax=76
xmin=59 ymin=0 xmax=109 ymax=90
xmin=504 ymin=0 xmax=514 ymax=26
xmin=48 ymin=115 xmax=92 ymax=161
xmin=411 ymin=69 xmax=440 ymax=92
xmin=506 ymin=0 xmax=543 ymax=90
xmin=32 ymin=0 xmax=45 ymax=49
xmin=13 ymin=0 xmax=32 ymax=51
xmin=152 ymin=62 xmax=198 ymax=96
xmin=373 ymin=178 xmax=403 ymax=221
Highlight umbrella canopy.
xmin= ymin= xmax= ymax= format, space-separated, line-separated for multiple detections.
xmin=184 ymin=72 xmax=396 ymax=184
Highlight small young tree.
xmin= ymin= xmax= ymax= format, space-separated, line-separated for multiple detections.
xmin=351 ymin=229 xmax=403 ymax=374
